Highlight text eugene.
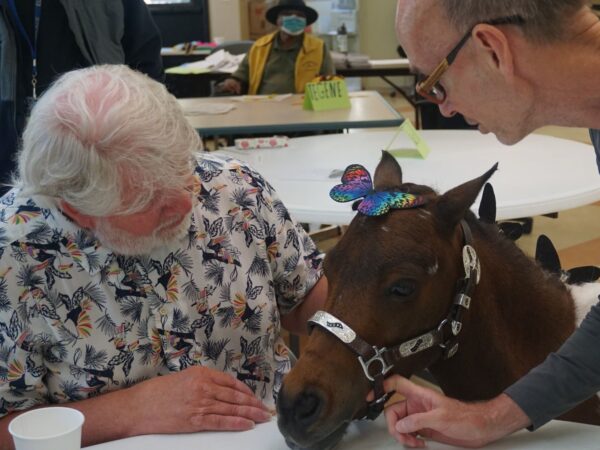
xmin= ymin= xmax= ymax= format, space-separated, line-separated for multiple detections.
xmin=306 ymin=81 xmax=345 ymax=100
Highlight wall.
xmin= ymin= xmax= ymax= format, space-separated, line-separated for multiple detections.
xmin=358 ymin=0 xmax=411 ymax=90
xmin=208 ymin=0 xmax=249 ymax=41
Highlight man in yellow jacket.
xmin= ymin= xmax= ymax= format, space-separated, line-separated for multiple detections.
xmin=220 ymin=0 xmax=334 ymax=95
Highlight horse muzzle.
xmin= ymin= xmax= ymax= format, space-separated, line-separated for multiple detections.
xmin=277 ymin=380 xmax=354 ymax=450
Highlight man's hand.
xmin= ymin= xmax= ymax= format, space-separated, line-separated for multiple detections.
xmin=219 ymin=78 xmax=242 ymax=94
xmin=369 ymin=376 xmax=530 ymax=448
xmin=130 ymin=366 xmax=272 ymax=435
xmin=0 ymin=366 xmax=273 ymax=448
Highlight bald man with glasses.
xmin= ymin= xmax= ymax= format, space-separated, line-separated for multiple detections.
xmin=377 ymin=0 xmax=600 ymax=447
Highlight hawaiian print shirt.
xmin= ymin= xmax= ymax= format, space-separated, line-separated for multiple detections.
xmin=0 ymin=153 xmax=323 ymax=416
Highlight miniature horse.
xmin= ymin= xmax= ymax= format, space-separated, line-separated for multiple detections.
xmin=277 ymin=152 xmax=600 ymax=450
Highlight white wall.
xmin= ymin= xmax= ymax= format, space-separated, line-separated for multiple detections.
xmin=208 ymin=0 xmax=249 ymax=41
xmin=358 ymin=0 xmax=411 ymax=90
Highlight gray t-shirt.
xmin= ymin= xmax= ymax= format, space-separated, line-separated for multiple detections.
xmin=503 ymin=129 xmax=600 ymax=429
xmin=592 ymin=129 xmax=600 ymax=172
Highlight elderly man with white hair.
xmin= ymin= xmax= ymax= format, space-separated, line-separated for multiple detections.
xmin=0 ymin=64 xmax=327 ymax=448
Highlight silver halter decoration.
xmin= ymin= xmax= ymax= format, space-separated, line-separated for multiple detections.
xmin=307 ymin=220 xmax=480 ymax=420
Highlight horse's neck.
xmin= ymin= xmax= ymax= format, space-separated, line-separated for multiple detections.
xmin=430 ymin=232 xmax=577 ymax=401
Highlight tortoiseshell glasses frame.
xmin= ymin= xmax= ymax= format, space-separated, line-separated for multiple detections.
xmin=416 ymin=16 xmax=525 ymax=104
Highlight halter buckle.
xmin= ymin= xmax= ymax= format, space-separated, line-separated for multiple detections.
xmin=444 ymin=342 xmax=459 ymax=359
xmin=454 ymin=293 xmax=471 ymax=310
xmin=451 ymin=320 xmax=462 ymax=336
xmin=362 ymin=391 xmax=394 ymax=421
xmin=358 ymin=346 xmax=393 ymax=382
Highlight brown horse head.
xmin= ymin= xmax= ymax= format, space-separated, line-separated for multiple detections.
xmin=277 ymin=152 xmax=497 ymax=450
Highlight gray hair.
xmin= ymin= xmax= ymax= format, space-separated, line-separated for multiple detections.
xmin=441 ymin=0 xmax=590 ymax=42
xmin=17 ymin=65 xmax=201 ymax=216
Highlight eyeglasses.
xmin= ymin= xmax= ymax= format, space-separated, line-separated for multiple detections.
xmin=416 ymin=16 xmax=525 ymax=104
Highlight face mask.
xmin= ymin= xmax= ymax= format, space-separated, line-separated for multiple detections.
xmin=280 ymin=15 xmax=307 ymax=36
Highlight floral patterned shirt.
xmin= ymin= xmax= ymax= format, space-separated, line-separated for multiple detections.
xmin=0 ymin=154 xmax=323 ymax=416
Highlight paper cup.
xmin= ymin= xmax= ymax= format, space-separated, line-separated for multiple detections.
xmin=9 ymin=407 xmax=85 ymax=450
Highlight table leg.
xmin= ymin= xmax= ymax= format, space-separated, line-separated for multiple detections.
xmin=380 ymin=75 xmax=421 ymax=129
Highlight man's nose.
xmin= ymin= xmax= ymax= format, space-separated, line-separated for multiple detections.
xmin=438 ymin=101 xmax=458 ymax=118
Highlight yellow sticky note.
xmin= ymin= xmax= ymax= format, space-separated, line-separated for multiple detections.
xmin=303 ymin=80 xmax=351 ymax=111
xmin=388 ymin=119 xmax=431 ymax=159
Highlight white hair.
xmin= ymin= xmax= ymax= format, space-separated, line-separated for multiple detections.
xmin=16 ymin=65 xmax=201 ymax=216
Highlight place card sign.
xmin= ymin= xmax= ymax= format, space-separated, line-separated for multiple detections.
xmin=303 ymin=79 xmax=351 ymax=111
xmin=388 ymin=119 xmax=431 ymax=159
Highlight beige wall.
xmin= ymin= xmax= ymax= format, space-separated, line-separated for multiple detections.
xmin=358 ymin=0 xmax=397 ymax=59
xmin=358 ymin=0 xmax=411 ymax=90
xmin=208 ymin=0 xmax=249 ymax=41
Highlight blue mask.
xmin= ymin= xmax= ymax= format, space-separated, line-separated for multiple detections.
xmin=281 ymin=15 xmax=307 ymax=36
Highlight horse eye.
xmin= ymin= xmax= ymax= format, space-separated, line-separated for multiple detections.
xmin=389 ymin=280 xmax=416 ymax=298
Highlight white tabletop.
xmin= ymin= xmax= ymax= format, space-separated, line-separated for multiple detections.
xmin=214 ymin=130 xmax=600 ymax=224
xmin=179 ymin=91 xmax=402 ymax=135
xmin=84 ymin=415 xmax=600 ymax=450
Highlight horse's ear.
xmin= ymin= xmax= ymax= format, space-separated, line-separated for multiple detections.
xmin=535 ymin=234 xmax=561 ymax=274
xmin=373 ymin=151 xmax=403 ymax=191
xmin=478 ymin=183 xmax=496 ymax=223
xmin=567 ymin=266 xmax=600 ymax=284
xmin=435 ymin=164 xmax=498 ymax=227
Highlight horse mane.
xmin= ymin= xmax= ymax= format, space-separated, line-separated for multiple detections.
xmin=462 ymin=210 xmax=568 ymax=296
xmin=427 ymin=207 xmax=581 ymax=402
xmin=396 ymin=180 xmax=568 ymax=297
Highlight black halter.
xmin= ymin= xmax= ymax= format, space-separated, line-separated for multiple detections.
xmin=308 ymin=220 xmax=480 ymax=420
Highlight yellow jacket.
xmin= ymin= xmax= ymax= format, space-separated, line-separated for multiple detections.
xmin=248 ymin=31 xmax=324 ymax=95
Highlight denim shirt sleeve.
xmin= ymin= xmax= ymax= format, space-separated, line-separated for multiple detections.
xmin=590 ymin=129 xmax=600 ymax=174
xmin=504 ymin=301 xmax=600 ymax=430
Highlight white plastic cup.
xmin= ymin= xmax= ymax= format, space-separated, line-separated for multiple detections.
xmin=8 ymin=407 xmax=85 ymax=450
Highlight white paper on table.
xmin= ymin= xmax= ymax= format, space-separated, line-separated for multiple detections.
xmin=184 ymin=103 xmax=236 ymax=115
xmin=230 ymin=94 xmax=293 ymax=102
xmin=165 ymin=50 xmax=245 ymax=74
xmin=204 ymin=49 xmax=245 ymax=73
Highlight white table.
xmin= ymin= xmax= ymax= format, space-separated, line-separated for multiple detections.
xmin=83 ymin=415 xmax=600 ymax=449
xmin=179 ymin=91 xmax=402 ymax=135
xmin=214 ymin=130 xmax=600 ymax=224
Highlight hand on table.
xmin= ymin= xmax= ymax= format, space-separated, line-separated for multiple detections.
xmin=131 ymin=366 xmax=272 ymax=434
xmin=368 ymin=375 xmax=530 ymax=448
xmin=220 ymin=78 xmax=242 ymax=95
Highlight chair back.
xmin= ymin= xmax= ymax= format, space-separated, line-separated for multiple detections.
xmin=210 ymin=40 xmax=254 ymax=56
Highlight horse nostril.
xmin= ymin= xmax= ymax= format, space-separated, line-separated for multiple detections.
xmin=293 ymin=391 xmax=323 ymax=426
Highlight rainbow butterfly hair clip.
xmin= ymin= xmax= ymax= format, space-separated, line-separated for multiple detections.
xmin=329 ymin=164 xmax=426 ymax=216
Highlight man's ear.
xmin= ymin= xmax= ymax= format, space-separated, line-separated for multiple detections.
xmin=59 ymin=200 xmax=96 ymax=229
xmin=471 ymin=24 xmax=515 ymax=78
